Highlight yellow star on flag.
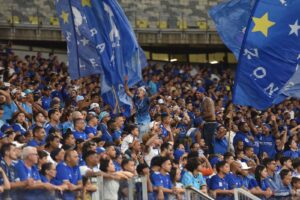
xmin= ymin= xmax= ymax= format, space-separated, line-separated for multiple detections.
xmin=60 ymin=11 xmax=69 ymax=24
xmin=252 ymin=13 xmax=275 ymax=37
xmin=82 ymin=0 xmax=91 ymax=7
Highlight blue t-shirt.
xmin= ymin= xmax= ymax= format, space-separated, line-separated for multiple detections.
xmin=210 ymin=174 xmax=232 ymax=200
xmin=152 ymin=172 xmax=172 ymax=200
xmin=233 ymin=131 xmax=253 ymax=147
xmin=181 ymin=171 xmax=206 ymax=190
xmin=42 ymin=96 xmax=52 ymax=110
xmin=54 ymin=162 xmax=82 ymax=200
xmin=1 ymin=102 xmax=17 ymax=122
xmin=133 ymin=96 xmax=150 ymax=124
xmin=14 ymin=160 xmax=42 ymax=200
xmin=27 ymin=139 xmax=45 ymax=147
xmin=283 ymin=150 xmax=300 ymax=159
xmin=214 ymin=137 xmax=228 ymax=155
xmin=112 ymin=130 xmax=122 ymax=142
xmin=99 ymin=123 xmax=113 ymax=143
xmin=72 ymin=130 xmax=88 ymax=140
xmin=225 ymin=173 xmax=243 ymax=189
xmin=84 ymin=125 xmax=97 ymax=137
xmin=259 ymin=134 xmax=276 ymax=158
xmin=13 ymin=123 xmax=27 ymax=135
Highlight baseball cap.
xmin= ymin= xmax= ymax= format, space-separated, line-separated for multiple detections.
xmin=158 ymin=99 xmax=164 ymax=104
xmin=90 ymin=103 xmax=100 ymax=110
xmin=240 ymin=162 xmax=252 ymax=170
xmin=98 ymin=111 xmax=109 ymax=122
xmin=196 ymin=87 xmax=205 ymax=93
xmin=174 ymin=149 xmax=185 ymax=162
xmin=24 ymin=89 xmax=33 ymax=95
xmin=76 ymin=95 xmax=84 ymax=102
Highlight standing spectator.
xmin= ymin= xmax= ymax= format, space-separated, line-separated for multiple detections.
xmin=84 ymin=115 xmax=101 ymax=139
xmin=72 ymin=118 xmax=87 ymax=140
xmin=196 ymin=88 xmax=216 ymax=154
xmin=121 ymin=124 xmax=139 ymax=154
xmin=273 ymin=169 xmax=293 ymax=198
xmin=214 ymin=124 xmax=228 ymax=155
xmin=44 ymin=109 xmax=61 ymax=135
xmin=125 ymin=77 xmax=151 ymax=140
xmin=98 ymin=111 xmax=113 ymax=143
xmin=27 ymin=126 xmax=46 ymax=149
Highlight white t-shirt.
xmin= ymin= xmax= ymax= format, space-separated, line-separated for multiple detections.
xmin=144 ymin=146 xmax=160 ymax=166
xmin=121 ymin=134 xmax=137 ymax=153
xmin=103 ymin=179 xmax=120 ymax=200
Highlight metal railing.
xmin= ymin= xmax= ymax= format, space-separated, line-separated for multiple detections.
xmin=185 ymin=186 xmax=215 ymax=200
xmin=234 ymin=188 xmax=261 ymax=200
xmin=92 ymin=175 xmax=148 ymax=200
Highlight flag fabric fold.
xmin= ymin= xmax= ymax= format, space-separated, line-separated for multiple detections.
xmin=56 ymin=0 xmax=147 ymax=115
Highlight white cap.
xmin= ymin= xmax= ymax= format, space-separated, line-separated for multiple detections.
xmin=241 ymin=162 xmax=252 ymax=170
xmin=158 ymin=99 xmax=164 ymax=104
xmin=149 ymin=121 xmax=155 ymax=129
xmin=90 ymin=103 xmax=100 ymax=110
xmin=76 ymin=95 xmax=84 ymax=102
xmin=12 ymin=141 xmax=25 ymax=148
xmin=20 ymin=92 xmax=26 ymax=98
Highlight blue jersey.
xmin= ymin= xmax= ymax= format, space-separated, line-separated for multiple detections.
xmin=233 ymin=131 xmax=253 ymax=147
xmin=54 ymin=162 xmax=82 ymax=200
xmin=214 ymin=137 xmax=228 ymax=155
xmin=99 ymin=123 xmax=113 ymax=143
xmin=84 ymin=125 xmax=97 ymax=136
xmin=181 ymin=171 xmax=206 ymax=190
xmin=14 ymin=160 xmax=42 ymax=200
xmin=283 ymin=150 xmax=300 ymax=159
xmin=12 ymin=123 xmax=27 ymax=135
xmin=0 ymin=159 xmax=17 ymax=199
xmin=27 ymin=139 xmax=45 ymax=147
xmin=210 ymin=174 xmax=232 ymax=200
xmin=152 ymin=172 xmax=172 ymax=200
xmin=225 ymin=173 xmax=243 ymax=189
xmin=133 ymin=96 xmax=151 ymax=124
xmin=259 ymin=134 xmax=276 ymax=158
xmin=42 ymin=96 xmax=52 ymax=110
xmin=72 ymin=130 xmax=88 ymax=140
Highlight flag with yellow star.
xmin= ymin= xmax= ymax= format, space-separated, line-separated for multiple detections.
xmin=55 ymin=0 xmax=147 ymax=116
xmin=232 ymin=0 xmax=300 ymax=110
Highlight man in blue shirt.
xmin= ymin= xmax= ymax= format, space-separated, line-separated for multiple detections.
xmin=27 ymin=126 xmax=46 ymax=149
xmin=152 ymin=157 xmax=174 ymax=200
xmin=0 ymin=89 xmax=17 ymax=122
xmin=54 ymin=149 xmax=82 ymax=200
xmin=259 ymin=123 xmax=278 ymax=159
xmin=233 ymin=122 xmax=254 ymax=148
xmin=273 ymin=169 xmax=293 ymax=198
xmin=14 ymin=146 xmax=56 ymax=200
xmin=210 ymin=161 xmax=234 ymax=200
xmin=214 ymin=124 xmax=228 ymax=155
xmin=84 ymin=115 xmax=101 ymax=139
xmin=72 ymin=118 xmax=87 ymax=140
xmin=44 ymin=109 xmax=61 ymax=135
xmin=263 ymin=158 xmax=279 ymax=192
xmin=41 ymin=86 xmax=52 ymax=110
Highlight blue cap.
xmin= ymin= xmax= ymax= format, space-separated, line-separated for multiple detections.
xmin=173 ymin=149 xmax=185 ymax=161
xmin=262 ymin=123 xmax=271 ymax=130
xmin=0 ymin=124 xmax=12 ymax=133
xmin=99 ymin=111 xmax=109 ymax=122
xmin=210 ymin=157 xmax=221 ymax=168
xmin=96 ymin=147 xmax=105 ymax=154
xmin=197 ymin=87 xmax=205 ymax=93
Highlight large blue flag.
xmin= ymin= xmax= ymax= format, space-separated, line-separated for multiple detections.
xmin=56 ymin=0 xmax=147 ymax=115
xmin=232 ymin=0 xmax=300 ymax=109
xmin=209 ymin=0 xmax=256 ymax=58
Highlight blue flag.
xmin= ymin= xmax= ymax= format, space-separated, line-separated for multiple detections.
xmin=233 ymin=0 xmax=300 ymax=109
xmin=209 ymin=0 xmax=256 ymax=58
xmin=56 ymin=0 xmax=147 ymax=115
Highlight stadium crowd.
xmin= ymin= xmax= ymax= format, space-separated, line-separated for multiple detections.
xmin=0 ymin=46 xmax=300 ymax=200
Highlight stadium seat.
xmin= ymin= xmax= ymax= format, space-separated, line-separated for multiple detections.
xmin=29 ymin=16 xmax=38 ymax=25
xmin=157 ymin=21 xmax=168 ymax=29
xmin=8 ymin=16 xmax=20 ymax=24
xmin=197 ymin=21 xmax=208 ymax=30
xmin=136 ymin=19 xmax=149 ymax=28
xmin=50 ymin=17 xmax=59 ymax=26
xmin=177 ymin=20 xmax=187 ymax=30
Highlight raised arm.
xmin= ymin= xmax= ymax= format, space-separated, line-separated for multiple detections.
xmin=124 ymin=76 xmax=134 ymax=98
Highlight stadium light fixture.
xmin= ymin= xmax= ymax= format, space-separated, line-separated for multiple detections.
xmin=170 ymin=58 xmax=178 ymax=62
xmin=210 ymin=60 xmax=219 ymax=64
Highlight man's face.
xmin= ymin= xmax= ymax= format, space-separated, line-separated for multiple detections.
xmin=69 ymin=151 xmax=79 ymax=166
xmin=36 ymin=128 xmax=46 ymax=141
xmin=162 ymin=160 xmax=172 ymax=172
xmin=28 ymin=148 xmax=38 ymax=164
xmin=124 ymin=161 xmax=135 ymax=173
xmin=51 ymin=138 xmax=60 ymax=149
xmin=9 ymin=145 xmax=17 ymax=160
xmin=106 ymin=146 xmax=116 ymax=159
xmin=36 ymin=113 xmax=46 ymax=123
xmin=283 ymin=172 xmax=292 ymax=186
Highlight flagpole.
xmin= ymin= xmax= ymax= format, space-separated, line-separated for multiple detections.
xmin=112 ymin=86 xmax=121 ymax=114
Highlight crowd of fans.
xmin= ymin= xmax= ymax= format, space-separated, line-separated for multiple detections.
xmin=0 ymin=46 xmax=300 ymax=200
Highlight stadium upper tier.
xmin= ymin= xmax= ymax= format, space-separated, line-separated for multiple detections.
xmin=0 ymin=0 xmax=223 ymax=30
